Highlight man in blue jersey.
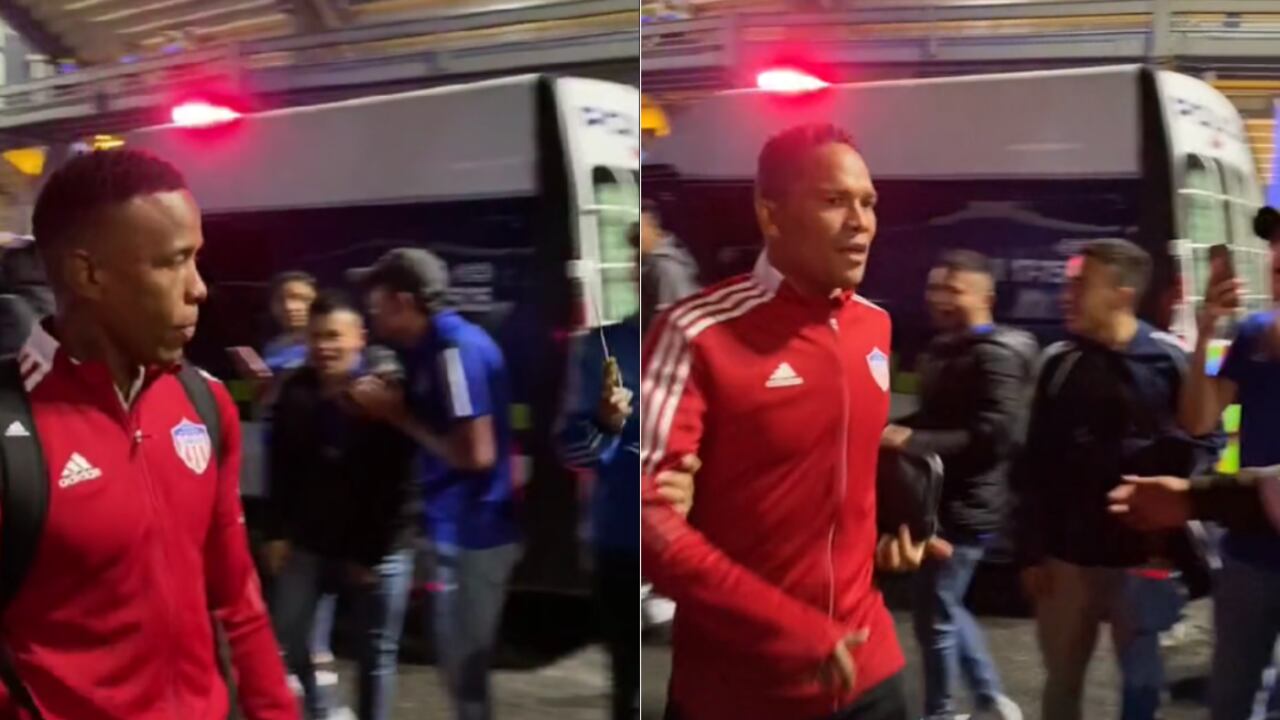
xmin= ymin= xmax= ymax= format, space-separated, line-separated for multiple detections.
xmin=1141 ymin=216 xmax=1280 ymax=720
xmin=348 ymin=248 xmax=520 ymax=720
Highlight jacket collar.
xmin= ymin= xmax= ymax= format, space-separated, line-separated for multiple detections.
xmin=20 ymin=318 xmax=176 ymax=405
xmin=751 ymin=250 xmax=862 ymax=311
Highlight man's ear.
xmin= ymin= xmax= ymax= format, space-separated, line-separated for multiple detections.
xmin=754 ymin=190 xmax=781 ymax=241
xmin=1117 ymin=285 xmax=1138 ymax=311
xmin=65 ymin=247 xmax=106 ymax=302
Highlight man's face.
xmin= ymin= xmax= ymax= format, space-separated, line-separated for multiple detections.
xmin=80 ymin=190 xmax=207 ymax=366
xmin=757 ymin=143 xmax=877 ymax=295
xmin=365 ymin=286 xmax=416 ymax=346
xmin=308 ymin=309 xmax=365 ymax=379
xmin=1063 ymin=256 xmax=1125 ymax=336
xmin=925 ymin=267 xmax=992 ymax=332
xmin=273 ymin=280 xmax=316 ymax=334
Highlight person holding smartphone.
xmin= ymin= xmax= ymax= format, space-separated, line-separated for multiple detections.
xmin=1169 ymin=230 xmax=1280 ymax=720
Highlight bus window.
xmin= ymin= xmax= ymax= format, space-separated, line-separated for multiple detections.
xmin=1222 ymin=163 xmax=1270 ymax=313
xmin=1178 ymin=154 xmax=1232 ymax=307
xmin=591 ymin=166 xmax=640 ymax=324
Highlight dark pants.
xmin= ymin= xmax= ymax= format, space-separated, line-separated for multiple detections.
xmin=663 ymin=673 xmax=907 ymax=720
xmin=432 ymin=542 xmax=521 ymax=720
xmin=272 ymin=547 xmax=414 ymax=720
xmin=596 ymin=549 xmax=639 ymax=720
xmin=824 ymin=674 xmax=908 ymax=720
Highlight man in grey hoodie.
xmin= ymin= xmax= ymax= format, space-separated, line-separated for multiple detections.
xmin=639 ymin=200 xmax=699 ymax=334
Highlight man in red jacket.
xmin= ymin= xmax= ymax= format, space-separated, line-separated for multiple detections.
xmin=641 ymin=123 xmax=945 ymax=720
xmin=0 ymin=149 xmax=297 ymax=719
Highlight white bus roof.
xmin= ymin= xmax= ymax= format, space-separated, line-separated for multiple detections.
xmin=126 ymin=74 xmax=545 ymax=213
xmin=648 ymin=65 xmax=1245 ymax=182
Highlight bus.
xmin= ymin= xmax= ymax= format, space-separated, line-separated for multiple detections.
xmin=124 ymin=73 xmax=641 ymax=598
xmin=643 ymin=65 xmax=1269 ymax=384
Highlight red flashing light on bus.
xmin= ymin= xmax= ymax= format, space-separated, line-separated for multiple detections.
xmin=756 ymin=68 xmax=829 ymax=94
xmin=171 ymin=101 xmax=241 ymax=128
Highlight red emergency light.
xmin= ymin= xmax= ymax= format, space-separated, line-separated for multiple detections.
xmin=756 ymin=68 xmax=829 ymax=94
xmin=170 ymin=100 xmax=240 ymax=128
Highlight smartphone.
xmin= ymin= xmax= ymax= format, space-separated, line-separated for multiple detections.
xmin=1209 ymin=243 xmax=1236 ymax=282
xmin=602 ymin=355 xmax=621 ymax=390
xmin=225 ymin=346 xmax=272 ymax=380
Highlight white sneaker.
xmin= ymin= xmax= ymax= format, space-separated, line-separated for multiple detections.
xmin=642 ymin=594 xmax=676 ymax=627
xmin=974 ymin=694 xmax=1023 ymax=720
xmin=312 ymin=650 xmax=336 ymax=665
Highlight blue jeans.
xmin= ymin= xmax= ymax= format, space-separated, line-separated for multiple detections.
xmin=912 ymin=540 xmax=1003 ymax=717
xmin=432 ymin=542 xmax=521 ymax=720
xmin=311 ymin=593 xmax=336 ymax=658
xmin=272 ymin=547 xmax=414 ymax=720
xmin=1211 ymin=553 xmax=1280 ymax=720
xmin=1116 ymin=572 xmax=1186 ymax=720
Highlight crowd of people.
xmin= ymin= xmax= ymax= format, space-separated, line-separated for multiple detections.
xmin=0 ymin=146 xmax=647 ymax=720
xmin=639 ymin=122 xmax=1280 ymax=720
xmin=4 ymin=109 xmax=1280 ymax=720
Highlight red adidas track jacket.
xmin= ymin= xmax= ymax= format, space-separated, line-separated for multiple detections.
xmin=641 ymin=257 xmax=903 ymax=720
xmin=0 ymin=321 xmax=296 ymax=720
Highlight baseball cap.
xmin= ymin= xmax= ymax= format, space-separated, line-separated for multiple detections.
xmin=1254 ymin=206 xmax=1279 ymax=242
xmin=347 ymin=247 xmax=449 ymax=306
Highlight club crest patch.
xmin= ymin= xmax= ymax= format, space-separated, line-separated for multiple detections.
xmin=171 ymin=418 xmax=212 ymax=474
xmin=867 ymin=347 xmax=890 ymax=392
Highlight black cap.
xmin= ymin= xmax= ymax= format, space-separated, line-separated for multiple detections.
xmin=1254 ymin=206 xmax=1280 ymax=242
xmin=348 ymin=248 xmax=449 ymax=308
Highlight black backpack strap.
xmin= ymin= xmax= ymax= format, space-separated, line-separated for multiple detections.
xmin=0 ymin=356 xmax=47 ymax=719
xmin=176 ymin=362 xmax=223 ymax=460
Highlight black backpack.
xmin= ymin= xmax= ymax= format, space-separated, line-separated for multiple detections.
xmin=0 ymin=358 xmax=223 ymax=719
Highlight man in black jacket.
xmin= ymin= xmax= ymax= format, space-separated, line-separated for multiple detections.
xmin=1016 ymin=239 xmax=1207 ymax=720
xmin=265 ymin=292 xmax=418 ymax=720
xmin=884 ymin=250 xmax=1032 ymax=720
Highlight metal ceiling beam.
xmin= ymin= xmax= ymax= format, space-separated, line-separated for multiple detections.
xmin=74 ymin=0 xmax=197 ymax=18
xmin=288 ymin=0 xmax=351 ymax=31
xmin=247 ymin=0 xmax=632 ymax=52
xmin=13 ymin=0 xmax=129 ymax=62
xmin=106 ymin=0 xmax=278 ymax=34
xmin=0 ymin=0 xmax=80 ymax=59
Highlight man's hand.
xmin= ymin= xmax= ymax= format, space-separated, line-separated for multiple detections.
xmin=1021 ymin=564 xmax=1051 ymax=602
xmin=655 ymin=454 xmax=700 ymax=517
xmin=816 ymin=629 xmax=869 ymax=695
xmin=597 ymin=386 xmax=634 ymax=434
xmin=1108 ymin=475 xmax=1193 ymax=531
xmin=347 ymin=376 xmax=408 ymax=424
xmin=264 ymin=540 xmax=291 ymax=576
xmin=1198 ymin=275 xmax=1244 ymax=331
xmin=880 ymin=425 xmax=913 ymax=451
xmin=875 ymin=525 xmax=952 ymax=572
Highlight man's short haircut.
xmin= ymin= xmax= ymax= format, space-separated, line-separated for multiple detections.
xmin=308 ymin=290 xmax=360 ymax=323
xmin=935 ymin=249 xmax=992 ymax=278
xmin=1081 ymin=238 xmax=1152 ymax=297
xmin=1254 ymin=206 xmax=1279 ymax=242
xmin=756 ymin=123 xmax=859 ymax=202
xmin=270 ymin=270 xmax=317 ymax=301
xmin=32 ymin=150 xmax=187 ymax=263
